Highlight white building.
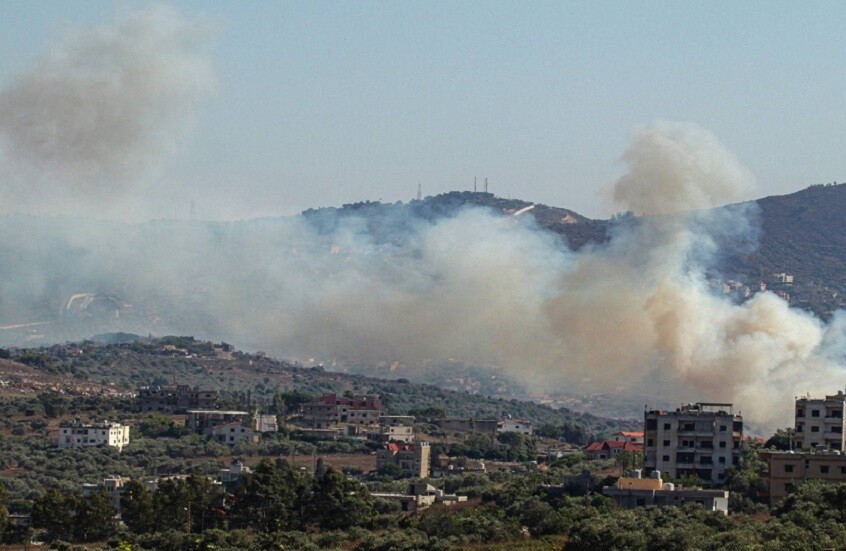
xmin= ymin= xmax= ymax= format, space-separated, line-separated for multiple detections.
xmin=795 ymin=391 xmax=846 ymax=450
xmin=211 ymin=421 xmax=258 ymax=445
xmin=58 ymin=421 xmax=130 ymax=451
xmin=497 ymin=419 xmax=533 ymax=436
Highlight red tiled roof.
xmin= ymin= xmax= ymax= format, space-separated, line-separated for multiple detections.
xmin=614 ymin=431 xmax=644 ymax=437
xmin=584 ymin=440 xmax=643 ymax=452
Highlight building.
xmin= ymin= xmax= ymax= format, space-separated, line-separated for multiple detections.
xmin=498 ymin=419 xmax=534 ymax=436
xmin=376 ymin=441 xmax=431 ymax=478
xmin=300 ymin=393 xmax=383 ymax=429
xmin=584 ymin=440 xmax=644 ymax=460
xmin=368 ymin=424 xmax=414 ymax=443
xmin=82 ymin=476 xmax=129 ymax=509
xmin=211 ymin=422 xmax=259 ymax=445
xmin=760 ymin=450 xmax=846 ymax=506
xmin=612 ymin=431 xmax=645 ymax=444
xmin=139 ymin=385 xmax=217 ymax=413
xmin=435 ymin=418 xmax=499 ymax=434
xmin=371 ymin=482 xmax=467 ymax=513
xmin=644 ymin=403 xmax=742 ymax=484
xmin=58 ymin=421 xmax=131 ymax=451
xmin=603 ymin=470 xmax=729 ymax=514
xmin=186 ymin=410 xmax=249 ymax=434
xmin=795 ymin=391 xmax=846 ymax=450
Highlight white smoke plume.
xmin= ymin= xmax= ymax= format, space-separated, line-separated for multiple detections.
xmin=0 ymin=6 xmax=840 ymax=432
xmin=0 ymin=5 xmax=216 ymax=215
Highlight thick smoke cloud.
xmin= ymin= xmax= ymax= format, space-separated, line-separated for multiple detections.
xmin=0 ymin=6 xmax=841 ymax=431
xmin=0 ymin=5 xmax=216 ymax=214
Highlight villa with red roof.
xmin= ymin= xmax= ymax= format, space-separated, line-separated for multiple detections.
xmin=585 ymin=440 xmax=644 ymax=460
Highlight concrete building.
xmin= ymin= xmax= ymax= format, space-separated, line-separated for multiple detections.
xmin=186 ymin=410 xmax=249 ymax=434
xmin=795 ymin=391 xmax=846 ymax=450
xmin=644 ymin=403 xmax=742 ymax=484
xmin=300 ymin=401 xmax=337 ymax=429
xmin=300 ymin=393 xmax=383 ymax=429
xmin=372 ymin=482 xmax=467 ymax=513
xmin=254 ymin=414 xmax=278 ymax=433
xmin=211 ymin=422 xmax=259 ymax=445
xmin=82 ymin=476 xmax=129 ymax=509
xmin=58 ymin=421 xmax=130 ymax=451
xmin=376 ymin=441 xmax=431 ymax=478
xmin=760 ymin=450 xmax=846 ymax=506
xmin=603 ymin=470 xmax=729 ymax=514
xmin=435 ymin=418 xmax=499 ymax=434
xmin=498 ymin=419 xmax=534 ymax=436
xmin=139 ymin=385 xmax=217 ymax=413
xmin=368 ymin=424 xmax=414 ymax=443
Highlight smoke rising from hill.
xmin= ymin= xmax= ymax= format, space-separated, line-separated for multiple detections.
xmin=0 ymin=5 xmax=216 ymax=216
xmin=0 ymin=7 xmax=842 ymax=430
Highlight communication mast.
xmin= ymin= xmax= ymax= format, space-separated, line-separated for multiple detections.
xmin=417 ymin=183 xmax=422 ymax=201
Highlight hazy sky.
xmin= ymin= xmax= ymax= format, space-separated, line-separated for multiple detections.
xmin=2 ymin=1 xmax=845 ymax=221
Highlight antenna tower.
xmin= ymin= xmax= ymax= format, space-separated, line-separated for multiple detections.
xmin=484 ymin=178 xmax=488 ymax=193
xmin=417 ymin=183 xmax=422 ymax=201
xmin=474 ymin=176 xmax=477 ymax=192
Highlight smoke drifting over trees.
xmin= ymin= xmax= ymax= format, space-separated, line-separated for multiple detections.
xmin=0 ymin=7 xmax=843 ymax=431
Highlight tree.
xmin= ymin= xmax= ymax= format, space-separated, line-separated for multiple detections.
xmin=75 ymin=491 xmax=116 ymax=542
xmin=231 ymin=458 xmax=311 ymax=532
xmin=121 ymin=480 xmax=157 ymax=534
xmin=31 ymin=489 xmax=76 ymax=542
xmin=308 ymin=467 xmax=372 ymax=530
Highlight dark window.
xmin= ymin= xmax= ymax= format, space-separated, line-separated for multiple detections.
xmin=839 ymin=466 xmax=846 ymax=474
xmin=662 ymin=455 xmax=670 ymax=462
xmin=646 ymin=419 xmax=657 ymax=430
xmin=796 ymin=408 xmax=805 ymax=417
xmin=785 ymin=464 xmax=794 ymax=473
xmin=812 ymin=426 xmax=820 ymax=433
xmin=812 ymin=410 xmax=821 ymax=417
xmin=719 ymin=441 xmax=727 ymax=448
xmin=785 ymin=483 xmax=795 ymax=493
xmin=797 ymin=424 xmax=804 ymax=433
xmin=719 ymin=425 xmax=727 ymax=432
xmin=664 ymin=423 xmax=671 ymax=430
xmin=647 ymin=438 xmax=654 ymax=446
xmin=719 ymin=457 xmax=726 ymax=464
xmin=821 ymin=466 xmax=830 ymax=474
xmin=663 ymin=440 xmax=670 ymax=446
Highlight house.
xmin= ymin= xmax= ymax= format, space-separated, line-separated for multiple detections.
xmin=644 ymin=403 xmax=742 ymax=484
xmin=584 ymin=440 xmax=643 ymax=460
xmin=368 ymin=424 xmax=414 ymax=443
xmin=498 ymin=419 xmax=534 ymax=436
xmin=376 ymin=441 xmax=431 ymax=478
xmin=299 ymin=393 xmax=383 ymax=429
xmin=612 ymin=431 xmax=644 ymax=444
xmin=58 ymin=421 xmax=130 ymax=451
xmin=82 ymin=476 xmax=130 ymax=509
xmin=186 ymin=410 xmax=249 ymax=434
xmin=760 ymin=450 xmax=846 ymax=506
xmin=434 ymin=418 xmax=499 ymax=434
xmin=603 ymin=470 xmax=729 ymax=514
xmin=254 ymin=414 xmax=278 ymax=433
xmin=371 ymin=482 xmax=467 ymax=513
xmin=211 ymin=422 xmax=259 ymax=445
xmin=795 ymin=390 xmax=846 ymax=451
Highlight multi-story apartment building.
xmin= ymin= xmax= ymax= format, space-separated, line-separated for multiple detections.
xmin=58 ymin=421 xmax=131 ymax=451
xmin=644 ymin=403 xmax=742 ymax=484
xmin=139 ymin=385 xmax=218 ymax=413
xmin=300 ymin=393 xmax=383 ymax=429
xmin=795 ymin=391 xmax=846 ymax=450
xmin=760 ymin=450 xmax=846 ymax=506
xmin=376 ymin=441 xmax=431 ymax=478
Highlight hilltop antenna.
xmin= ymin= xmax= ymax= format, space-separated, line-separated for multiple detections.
xmin=417 ymin=183 xmax=422 ymax=201
xmin=484 ymin=178 xmax=488 ymax=193
xmin=474 ymin=176 xmax=477 ymax=192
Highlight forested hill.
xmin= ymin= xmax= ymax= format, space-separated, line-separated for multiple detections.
xmin=1 ymin=336 xmax=636 ymax=436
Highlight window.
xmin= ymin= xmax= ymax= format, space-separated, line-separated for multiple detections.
xmin=812 ymin=410 xmax=821 ymax=417
xmin=663 ymin=440 xmax=671 ymax=446
xmin=785 ymin=464 xmax=794 ymax=473
xmin=647 ymin=439 xmax=654 ymax=446
xmin=797 ymin=424 xmax=804 ymax=432
xmin=664 ymin=423 xmax=671 ymax=430
xmin=719 ymin=457 xmax=726 ymax=464
xmin=662 ymin=455 xmax=670 ymax=462
xmin=821 ymin=466 xmax=830 ymax=474
xmin=719 ymin=425 xmax=727 ymax=432
xmin=812 ymin=426 xmax=820 ymax=433
xmin=796 ymin=408 xmax=805 ymax=417
xmin=839 ymin=466 xmax=846 ymax=474
xmin=719 ymin=441 xmax=727 ymax=448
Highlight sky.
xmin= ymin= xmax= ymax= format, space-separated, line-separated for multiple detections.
xmin=1 ymin=1 xmax=845 ymax=221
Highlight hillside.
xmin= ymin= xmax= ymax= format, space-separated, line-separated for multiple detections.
xmin=0 ymin=336 xmax=635 ymax=436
